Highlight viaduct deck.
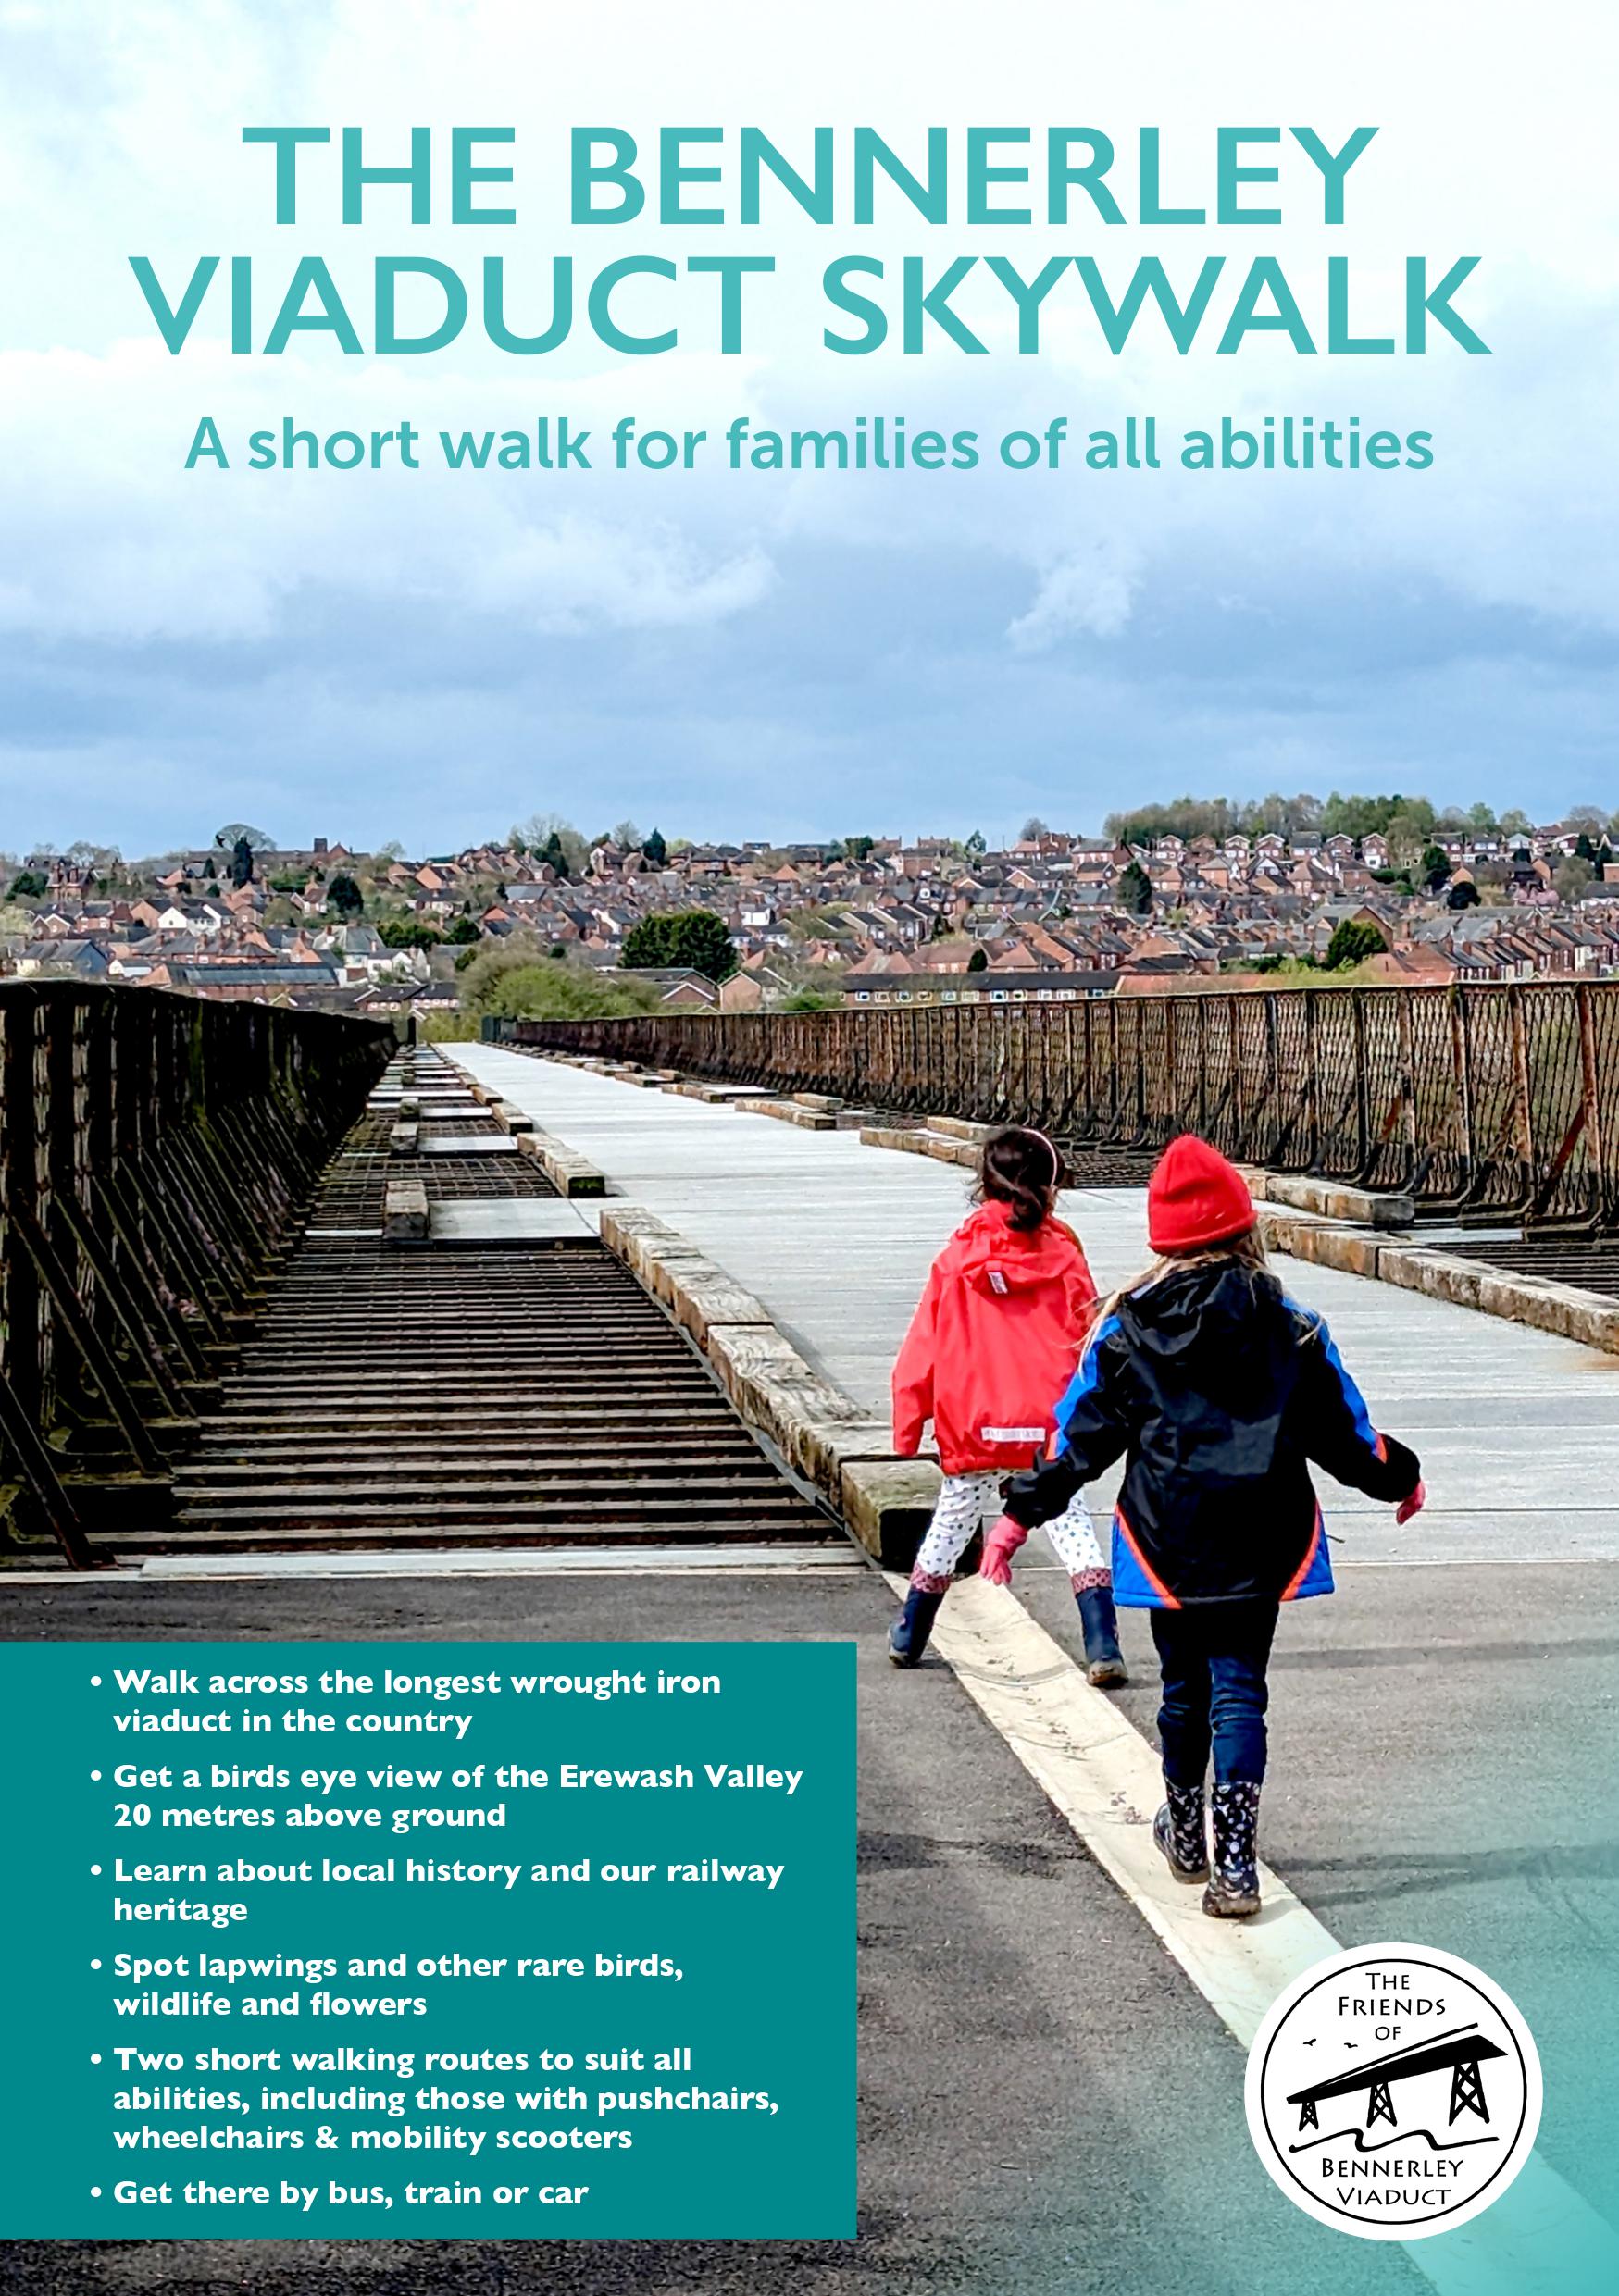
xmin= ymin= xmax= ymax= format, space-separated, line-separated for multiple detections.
xmin=6 ymin=1035 xmax=1616 ymax=2293
xmin=445 ymin=1039 xmax=1619 ymax=2255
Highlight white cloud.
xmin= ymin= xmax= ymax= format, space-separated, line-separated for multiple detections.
xmin=462 ymin=517 xmax=773 ymax=631
xmin=1008 ymin=551 xmax=1139 ymax=650
xmin=0 ymin=339 xmax=776 ymax=641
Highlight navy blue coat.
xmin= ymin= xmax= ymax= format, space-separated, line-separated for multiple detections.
xmin=1003 ymin=1262 xmax=1421 ymax=1608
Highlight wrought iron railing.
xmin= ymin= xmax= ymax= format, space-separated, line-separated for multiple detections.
xmin=0 ymin=982 xmax=392 ymax=1563
xmin=492 ymin=981 xmax=1619 ymax=1233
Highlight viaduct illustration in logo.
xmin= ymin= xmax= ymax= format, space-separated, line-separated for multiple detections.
xmin=1288 ymin=2024 xmax=1506 ymax=2135
xmin=1245 ymin=1943 xmax=1541 ymax=2240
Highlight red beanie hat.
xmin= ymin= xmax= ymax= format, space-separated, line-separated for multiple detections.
xmin=1147 ymin=1135 xmax=1256 ymax=1254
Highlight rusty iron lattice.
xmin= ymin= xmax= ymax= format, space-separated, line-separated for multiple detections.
xmin=495 ymin=982 xmax=1619 ymax=1235
xmin=2 ymin=1018 xmax=839 ymax=1567
xmin=0 ymin=982 xmax=392 ymax=1565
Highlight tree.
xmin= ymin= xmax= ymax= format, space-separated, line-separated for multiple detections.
xmin=445 ymin=915 xmax=481 ymax=944
xmin=1554 ymin=856 xmax=1595 ymax=905
xmin=642 ymin=826 xmax=667 ymax=867
xmin=843 ymin=835 xmax=876 ymax=863
xmin=966 ymin=946 xmax=989 ymax=973
xmin=1116 ymin=860 xmax=1153 ymax=916
xmin=9 ymin=869 xmax=47 ymax=900
xmin=964 ymin=829 xmax=988 ymax=859
xmin=621 ymin=909 xmax=737 ymax=982
xmin=229 ymin=835 xmax=256 ymax=888
xmin=213 ymin=822 xmax=272 ymax=851
xmin=377 ymin=916 xmax=441 ymax=949
xmin=1383 ymin=800 xmax=1437 ymax=866
xmin=1446 ymin=879 xmax=1481 ymax=910
xmin=455 ymin=942 xmax=660 ymax=1023
xmin=1419 ymin=843 xmax=1451 ymax=891
xmin=512 ymin=813 xmax=587 ymax=876
xmin=610 ymin=818 xmax=642 ymax=850
xmin=327 ymin=872 xmax=364 ymax=917
xmin=1325 ymin=919 xmax=1387 ymax=970
xmin=1019 ymin=815 xmax=1052 ymax=841
xmin=1499 ymin=809 xmax=1533 ymax=838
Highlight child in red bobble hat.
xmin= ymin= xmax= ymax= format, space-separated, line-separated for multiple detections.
xmin=983 ymin=1134 xmax=1425 ymax=1919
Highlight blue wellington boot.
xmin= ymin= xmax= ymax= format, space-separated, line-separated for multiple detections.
xmin=1076 ymin=1584 xmax=1128 ymax=1685
xmin=888 ymin=1585 xmax=946 ymax=1669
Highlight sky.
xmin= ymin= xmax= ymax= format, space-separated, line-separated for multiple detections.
xmin=2 ymin=0 xmax=1618 ymax=858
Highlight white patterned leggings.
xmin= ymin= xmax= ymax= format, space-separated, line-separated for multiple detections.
xmin=910 ymin=1470 xmax=1109 ymax=1595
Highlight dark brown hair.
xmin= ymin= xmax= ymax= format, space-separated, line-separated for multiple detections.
xmin=975 ymin=1125 xmax=1065 ymax=1232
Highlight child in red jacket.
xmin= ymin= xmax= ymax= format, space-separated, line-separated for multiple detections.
xmin=888 ymin=1125 xmax=1125 ymax=1682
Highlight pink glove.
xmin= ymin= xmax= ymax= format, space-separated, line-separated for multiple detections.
xmin=1395 ymin=1479 xmax=1426 ymax=1526
xmin=979 ymin=1514 xmax=1028 ymax=1587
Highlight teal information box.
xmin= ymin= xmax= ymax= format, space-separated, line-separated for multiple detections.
xmin=0 ymin=1640 xmax=855 ymax=2240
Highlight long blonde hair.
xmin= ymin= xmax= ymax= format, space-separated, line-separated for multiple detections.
xmin=1086 ymin=1226 xmax=1309 ymax=1345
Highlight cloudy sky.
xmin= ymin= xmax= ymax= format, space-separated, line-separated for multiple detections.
xmin=3 ymin=0 xmax=1617 ymax=857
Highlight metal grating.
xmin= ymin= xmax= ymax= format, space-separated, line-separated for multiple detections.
xmin=100 ymin=1050 xmax=838 ymax=1556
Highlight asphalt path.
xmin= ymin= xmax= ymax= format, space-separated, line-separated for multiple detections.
xmin=0 ymin=1571 xmax=1424 ymax=2296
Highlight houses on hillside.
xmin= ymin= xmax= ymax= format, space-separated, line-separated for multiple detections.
xmin=5 ymin=815 xmax=1619 ymax=1012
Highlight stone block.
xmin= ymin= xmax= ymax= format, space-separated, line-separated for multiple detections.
xmin=839 ymin=1457 xmax=943 ymax=1569
xmin=733 ymin=1099 xmax=836 ymax=1130
xmin=597 ymin=1205 xmax=680 ymax=1266
xmin=1264 ymin=1172 xmax=1414 ymax=1228
xmin=1377 ymin=1247 xmax=1485 ymax=1312
xmin=1259 ymin=1211 xmax=1384 ymax=1279
xmin=859 ymin=1123 xmax=974 ymax=1167
xmin=704 ymin=1324 xmax=891 ymax=1496
xmin=382 ymin=1179 xmax=429 ymax=1242
xmin=648 ymin=1260 xmax=776 ymax=1347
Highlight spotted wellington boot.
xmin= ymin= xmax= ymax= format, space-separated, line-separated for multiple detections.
xmin=1152 ymin=1780 xmax=1210 ymax=1882
xmin=1204 ymin=1781 xmax=1263 ymax=1918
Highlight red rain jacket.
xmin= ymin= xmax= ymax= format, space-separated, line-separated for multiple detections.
xmin=891 ymin=1202 xmax=1098 ymax=1475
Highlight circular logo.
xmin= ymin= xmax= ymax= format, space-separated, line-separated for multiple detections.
xmin=1245 ymin=1943 xmax=1541 ymax=2240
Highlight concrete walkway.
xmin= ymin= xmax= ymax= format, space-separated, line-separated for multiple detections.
xmin=453 ymin=1046 xmax=1619 ymax=2239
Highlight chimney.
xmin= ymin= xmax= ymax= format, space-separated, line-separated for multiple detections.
xmin=313 ymin=836 xmax=329 ymax=856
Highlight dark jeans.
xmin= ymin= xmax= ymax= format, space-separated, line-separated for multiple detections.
xmin=1150 ymin=1599 xmax=1280 ymax=1787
